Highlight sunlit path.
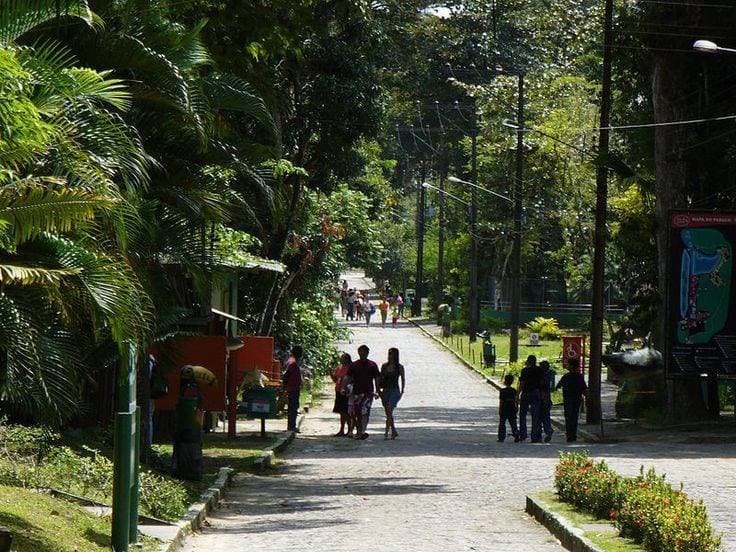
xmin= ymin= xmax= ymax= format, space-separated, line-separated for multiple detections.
xmin=182 ymin=272 xmax=736 ymax=551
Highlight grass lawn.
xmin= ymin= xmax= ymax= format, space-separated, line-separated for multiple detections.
xmin=153 ymin=430 xmax=277 ymax=499
xmin=0 ymin=484 xmax=157 ymax=552
xmin=534 ymin=491 xmax=644 ymax=552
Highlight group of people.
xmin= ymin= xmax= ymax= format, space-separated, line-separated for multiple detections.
xmin=338 ymin=280 xmax=409 ymax=328
xmin=330 ymin=345 xmax=406 ymax=440
xmin=498 ymin=355 xmax=587 ymax=443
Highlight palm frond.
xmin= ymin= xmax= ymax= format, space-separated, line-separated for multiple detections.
xmin=203 ymin=74 xmax=275 ymax=135
xmin=0 ymin=263 xmax=80 ymax=285
xmin=0 ymin=181 xmax=113 ymax=243
xmin=0 ymin=0 xmax=100 ymax=44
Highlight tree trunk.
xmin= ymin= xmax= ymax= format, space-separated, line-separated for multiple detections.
xmin=651 ymin=54 xmax=709 ymax=421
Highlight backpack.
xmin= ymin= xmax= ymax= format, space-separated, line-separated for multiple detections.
xmin=370 ymin=304 xmax=376 ymax=314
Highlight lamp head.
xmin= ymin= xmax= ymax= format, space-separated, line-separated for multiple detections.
xmin=693 ymin=40 xmax=718 ymax=53
xmin=447 ymin=176 xmax=462 ymax=184
xmin=421 ymin=182 xmax=430 ymax=188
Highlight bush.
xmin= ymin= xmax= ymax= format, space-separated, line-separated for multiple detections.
xmin=0 ymin=421 xmax=190 ymax=520
xmin=451 ymin=319 xmax=468 ymax=334
xmin=480 ymin=313 xmax=506 ymax=332
xmin=525 ymin=316 xmax=563 ymax=340
xmin=554 ymin=452 xmax=721 ymax=552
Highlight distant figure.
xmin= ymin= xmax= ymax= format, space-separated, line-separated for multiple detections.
xmin=339 ymin=288 xmax=347 ymax=318
xmin=378 ymin=297 xmax=390 ymax=327
xmin=364 ymin=299 xmax=375 ymax=325
xmin=348 ymin=345 xmax=380 ymax=439
xmin=396 ymin=293 xmax=405 ymax=317
xmin=556 ymin=357 xmax=587 ymax=443
xmin=379 ymin=348 xmax=405 ymax=439
xmin=391 ymin=304 xmax=399 ymax=328
xmin=518 ymin=355 xmax=542 ymax=443
xmin=498 ymin=373 xmax=520 ymax=442
xmin=282 ymin=346 xmax=303 ymax=432
xmin=342 ymin=279 xmax=348 ymax=291
xmin=346 ymin=289 xmax=356 ymax=320
xmin=356 ymin=293 xmax=364 ymax=321
xmin=539 ymin=360 xmax=554 ymax=443
xmin=404 ymin=293 xmax=413 ymax=316
xmin=331 ymin=352 xmax=352 ymax=436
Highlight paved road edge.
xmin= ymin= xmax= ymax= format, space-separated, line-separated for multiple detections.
xmin=405 ymin=317 xmax=599 ymax=443
xmin=525 ymin=495 xmax=601 ymax=552
xmin=160 ymin=410 xmax=308 ymax=551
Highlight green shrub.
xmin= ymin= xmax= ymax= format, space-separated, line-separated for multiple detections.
xmin=503 ymin=361 xmax=525 ymax=379
xmin=554 ymin=452 xmax=721 ymax=552
xmin=451 ymin=319 xmax=468 ymax=334
xmin=525 ymin=316 xmax=563 ymax=340
xmin=480 ymin=313 xmax=506 ymax=332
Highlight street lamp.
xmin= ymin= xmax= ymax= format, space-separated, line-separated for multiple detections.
xmin=422 ymin=182 xmax=469 ymax=206
xmin=693 ymin=40 xmax=736 ymax=54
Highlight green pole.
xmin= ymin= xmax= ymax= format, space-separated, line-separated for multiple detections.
xmin=112 ymin=343 xmax=138 ymax=551
xmin=129 ymin=406 xmax=141 ymax=544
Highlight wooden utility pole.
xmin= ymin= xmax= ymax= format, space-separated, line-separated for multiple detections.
xmin=588 ymin=0 xmax=614 ymax=425
xmin=469 ymin=127 xmax=479 ymax=342
xmin=414 ymin=162 xmax=427 ymax=316
xmin=509 ymin=73 xmax=524 ymax=363
xmin=437 ymin=143 xmax=447 ymax=308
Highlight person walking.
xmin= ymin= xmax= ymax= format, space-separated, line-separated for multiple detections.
xmin=396 ymin=293 xmax=405 ymax=317
xmin=346 ymin=289 xmax=356 ymax=320
xmin=378 ymin=297 xmax=390 ymax=327
xmin=555 ymin=357 xmax=587 ymax=442
xmin=497 ymin=374 xmax=520 ymax=442
xmin=518 ymin=355 xmax=543 ymax=442
xmin=539 ymin=360 xmax=554 ymax=443
xmin=379 ymin=348 xmax=405 ymax=439
xmin=364 ymin=299 xmax=375 ymax=325
xmin=348 ymin=345 xmax=380 ymax=439
xmin=282 ymin=345 xmax=303 ymax=432
xmin=356 ymin=293 xmax=364 ymax=321
xmin=173 ymin=365 xmax=205 ymax=480
xmin=331 ymin=353 xmax=352 ymax=436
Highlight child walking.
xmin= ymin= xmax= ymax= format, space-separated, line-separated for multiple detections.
xmin=555 ymin=357 xmax=587 ymax=442
xmin=498 ymin=374 xmax=520 ymax=442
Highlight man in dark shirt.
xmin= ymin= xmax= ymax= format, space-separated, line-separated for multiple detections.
xmin=348 ymin=344 xmax=380 ymax=439
xmin=283 ymin=345 xmax=303 ymax=432
xmin=518 ymin=355 xmax=543 ymax=442
xmin=555 ymin=357 xmax=588 ymax=442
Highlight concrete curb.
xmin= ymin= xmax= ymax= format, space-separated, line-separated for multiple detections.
xmin=252 ymin=410 xmax=307 ymax=470
xmin=161 ymin=406 xmax=309 ymax=550
xmin=406 ymin=318 xmax=599 ymax=443
xmin=159 ymin=466 xmax=234 ymax=552
xmin=525 ymin=494 xmax=602 ymax=552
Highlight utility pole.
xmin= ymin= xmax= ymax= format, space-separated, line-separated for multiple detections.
xmin=588 ymin=0 xmax=614 ymax=425
xmin=414 ymin=162 xmax=427 ymax=316
xmin=469 ymin=124 xmax=479 ymax=342
xmin=437 ymin=142 xmax=447 ymax=308
xmin=509 ymin=73 xmax=525 ymax=363
xmin=112 ymin=343 xmax=140 ymax=551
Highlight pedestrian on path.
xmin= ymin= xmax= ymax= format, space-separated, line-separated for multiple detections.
xmin=539 ymin=360 xmax=554 ymax=443
xmin=364 ymin=299 xmax=375 ymax=325
xmin=556 ymin=357 xmax=587 ymax=443
xmin=497 ymin=374 xmax=520 ymax=442
xmin=331 ymin=352 xmax=352 ymax=436
xmin=379 ymin=347 xmax=405 ymax=439
xmin=379 ymin=297 xmax=390 ymax=327
xmin=518 ymin=355 xmax=543 ymax=442
xmin=282 ymin=345 xmax=303 ymax=432
xmin=396 ymin=293 xmax=405 ymax=317
xmin=348 ymin=344 xmax=380 ymax=439
xmin=346 ymin=289 xmax=356 ymax=320
xmin=391 ymin=304 xmax=399 ymax=328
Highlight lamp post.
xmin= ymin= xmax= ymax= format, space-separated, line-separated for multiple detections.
xmin=693 ymin=40 xmax=736 ymax=54
xmin=414 ymin=163 xmax=428 ymax=316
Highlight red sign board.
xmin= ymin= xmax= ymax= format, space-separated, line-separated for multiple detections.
xmin=153 ymin=336 xmax=227 ymax=411
xmin=562 ymin=335 xmax=586 ymax=374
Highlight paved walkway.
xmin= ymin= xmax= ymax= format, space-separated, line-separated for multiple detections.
xmin=183 ymin=271 xmax=736 ymax=551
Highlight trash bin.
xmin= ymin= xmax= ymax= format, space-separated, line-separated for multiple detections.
xmin=243 ymin=387 xmax=278 ymax=418
xmin=243 ymin=386 xmax=278 ymax=437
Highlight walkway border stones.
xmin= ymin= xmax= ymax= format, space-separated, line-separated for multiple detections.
xmin=159 ymin=409 xmax=308 ymax=551
xmin=405 ymin=317 xmax=599 ymax=442
xmin=525 ymin=494 xmax=601 ymax=552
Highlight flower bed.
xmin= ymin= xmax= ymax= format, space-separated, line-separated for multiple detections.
xmin=554 ymin=452 xmax=721 ymax=552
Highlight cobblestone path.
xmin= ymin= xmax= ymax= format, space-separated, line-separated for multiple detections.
xmin=183 ymin=271 xmax=736 ymax=551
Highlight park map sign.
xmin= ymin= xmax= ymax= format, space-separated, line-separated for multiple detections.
xmin=667 ymin=211 xmax=736 ymax=379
